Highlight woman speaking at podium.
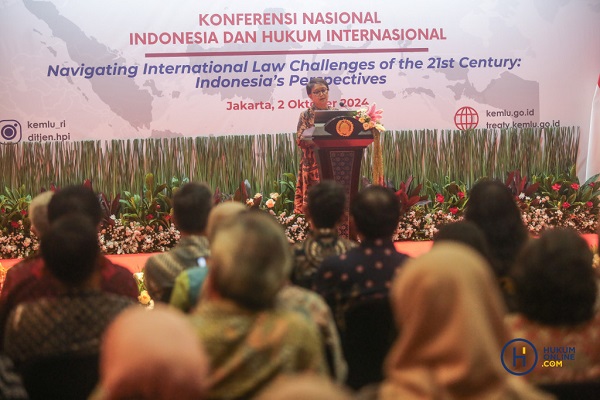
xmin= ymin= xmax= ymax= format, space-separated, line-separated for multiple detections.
xmin=294 ymin=77 xmax=336 ymax=214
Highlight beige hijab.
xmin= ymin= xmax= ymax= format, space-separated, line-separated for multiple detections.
xmin=379 ymin=243 xmax=553 ymax=400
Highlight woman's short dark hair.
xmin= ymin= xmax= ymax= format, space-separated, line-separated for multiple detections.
xmin=464 ymin=179 xmax=528 ymax=278
xmin=307 ymin=180 xmax=346 ymax=229
xmin=306 ymin=77 xmax=329 ymax=95
xmin=41 ymin=214 xmax=100 ymax=287
xmin=512 ymin=228 xmax=597 ymax=326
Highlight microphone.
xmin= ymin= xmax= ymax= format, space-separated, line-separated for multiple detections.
xmin=339 ymin=100 xmax=348 ymax=109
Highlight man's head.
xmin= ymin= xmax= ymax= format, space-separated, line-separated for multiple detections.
xmin=29 ymin=191 xmax=54 ymax=237
xmin=208 ymin=211 xmax=291 ymax=310
xmin=351 ymin=185 xmax=400 ymax=240
xmin=306 ymin=180 xmax=346 ymax=229
xmin=47 ymin=185 xmax=102 ymax=226
xmin=173 ymin=182 xmax=213 ymax=235
xmin=41 ymin=213 xmax=100 ymax=287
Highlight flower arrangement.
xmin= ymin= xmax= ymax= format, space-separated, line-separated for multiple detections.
xmin=0 ymin=170 xmax=597 ymax=260
xmin=133 ymin=271 xmax=154 ymax=308
xmin=354 ymin=103 xmax=385 ymax=133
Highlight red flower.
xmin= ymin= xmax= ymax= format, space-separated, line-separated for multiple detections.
xmin=436 ymin=194 xmax=444 ymax=203
xmin=586 ymin=201 xmax=594 ymax=208
xmin=561 ymin=202 xmax=570 ymax=209
xmin=20 ymin=210 xmax=27 ymax=215
xmin=570 ymin=183 xmax=580 ymax=190
xmin=164 ymin=215 xmax=172 ymax=221
xmin=552 ymin=183 xmax=561 ymax=191
xmin=146 ymin=214 xmax=154 ymax=220
xmin=449 ymin=206 xmax=459 ymax=215
xmin=457 ymin=191 xmax=465 ymax=199
xmin=10 ymin=221 xmax=19 ymax=229
xmin=0 ymin=208 xmax=5 ymax=213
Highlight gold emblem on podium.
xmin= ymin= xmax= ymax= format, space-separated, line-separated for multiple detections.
xmin=336 ymin=119 xmax=354 ymax=137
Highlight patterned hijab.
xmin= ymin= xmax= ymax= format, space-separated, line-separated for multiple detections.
xmin=379 ymin=243 xmax=553 ymax=400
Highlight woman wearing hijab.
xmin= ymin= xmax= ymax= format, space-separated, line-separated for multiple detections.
xmin=378 ymin=243 xmax=552 ymax=400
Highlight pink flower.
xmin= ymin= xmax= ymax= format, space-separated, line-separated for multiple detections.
xmin=552 ymin=183 xmax=561 ymax=191
xmin=366 ymin=103 xmax=384 ymax=122
xmin=586 ymin=201 xmax=594 ymax=208
xmin=561 ymin=202 xmax=570 ymax=209
xmin=457 ymin=191 xmax=465 ymax=199
xmin=570 ymin=183 xmax=580 ymax=190
xmin=20 ymin=210 xmax=27 ymax=215
xmin=449 ymin=206 xmax=459 ymax=215
xmin=156 ymin=205 xmax=161 ymax=210
xmin=436 ymin=194 xmax=444 ymax=203
xmin=265 ymin=198 xmax=275 ymax=208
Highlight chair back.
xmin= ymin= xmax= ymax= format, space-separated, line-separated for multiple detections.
xmin=20 ymin=353 xmax=99 ymax=400
xmin=341 ymin=297 xmax=397 ymax=390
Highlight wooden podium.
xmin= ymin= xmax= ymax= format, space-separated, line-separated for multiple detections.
xmin=311 ymin=110 xmax=374 ymax=239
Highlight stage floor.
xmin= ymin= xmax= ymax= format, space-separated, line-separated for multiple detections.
xmin=1 ymin=235 xmax=597 ymax=273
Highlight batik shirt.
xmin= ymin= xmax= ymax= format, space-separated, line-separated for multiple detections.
xmin=291 ymin=228 xmax=357 ymax=289
xmin=143 ymin=235 xmax=210 ymax=303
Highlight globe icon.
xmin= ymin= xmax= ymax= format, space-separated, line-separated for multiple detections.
xmin=454 ymin=106 xmax=479 ymax=130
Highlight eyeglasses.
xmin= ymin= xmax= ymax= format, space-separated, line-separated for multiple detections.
xmin=312 ymin=89 xmax=328 ymax=96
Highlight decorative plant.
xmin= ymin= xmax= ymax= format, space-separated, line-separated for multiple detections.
xmin=394 ymin=176 xmax=429 ymax=216
xmin=120 ymin=173 xmax=172 ymax=228
xmin=0 ymin=186 xmax=32 ymax=234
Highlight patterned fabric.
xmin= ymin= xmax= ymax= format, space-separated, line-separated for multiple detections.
xmin=0 ymin=255 xmax=138 ymax=347
xmin=169 ymin=262 xmax=209 ymax=313
xmin=294 ymin=105 xmax=334 ymax=214
xmin=314 ymin=238 xmax=409 ymax=331
xmin=3 ymin=291 xmax=133 ymax=365
xmin=291 ymin=228 xmax=358 ymax=289
xmin=276 ymin=284 xmax=347 ymax=383
xmin=143 ymin=235 xmax=210 ymax=303
xmin=0 ymin=355 xmax=28 ymax=400
xmin=189 ymin=300 xmax=327 ymax=400
xmin=505 ymin=313 xmax=600 ymax=384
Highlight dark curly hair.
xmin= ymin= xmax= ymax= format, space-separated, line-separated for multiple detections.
xmin=512 ymin=228 xmax=597 ymax=326
xmin=464 ymin=179 xmax=528 ymax=278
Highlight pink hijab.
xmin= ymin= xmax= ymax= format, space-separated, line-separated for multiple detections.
xmin=379 ymin=243 xmax=553 ymax=400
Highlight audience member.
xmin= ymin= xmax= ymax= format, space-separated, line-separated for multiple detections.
xmin=291 ymin=180 xmax=357 ymax=289
xmin=464 ymin=179 xmax=530 ymax=311
xmin=377 ymin=242 xmax=552 ymax=400
xmin=169 ymin=201 xmax=246 ymax=312
xmin=506 ymin=228 xmax=600 ymax=383
xmin=315 ymin=185 xmax=408 ymax=390
xmin=255 ymin=374 xmax=352 ymax=400
xmin=315 ymin=185 xmax=408 ymax=325
xmin=28 ymin=191 xmax=54 ymax=238
xmin=433 ymin=220 xmax=493 ymax=264
xmin=190 ymin=211 xmax=327 ymax=399
xmin=0 ymin=354 xmax=28 ymax=400
xmin=276 ymin=281 xmax=347 ymax=383
xmin=143 ymin=182 xmax=212 ymax=303
xmin=92 ymin=305 xmax=208 ymax=400
xmin=0 ymin=185 xmax=138 ymax=345
xmin=3 ymin=214 xmax=134 ymax=399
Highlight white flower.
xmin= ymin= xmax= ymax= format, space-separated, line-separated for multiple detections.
xmin=254 ymin=193 xmax=262 ymax=199
xmin=270 ymin=192 xmax=279 ymax=200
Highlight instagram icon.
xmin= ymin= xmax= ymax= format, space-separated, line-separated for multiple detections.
xmin=0 ymin=120 xmax=22 ymax=145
